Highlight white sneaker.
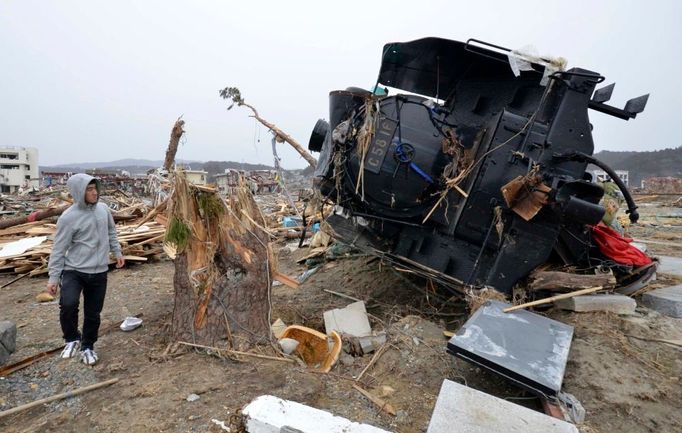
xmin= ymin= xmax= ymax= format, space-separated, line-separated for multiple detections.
xmin=81 ymin=348 xmax=99 ymax=366
xmin=60 ymin=341 xmax=80 ymax=359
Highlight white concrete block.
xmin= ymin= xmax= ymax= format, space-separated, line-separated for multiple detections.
xmin=427 ymin=380 xmax=578 ymax=433
xmin=242 ymin=395 xmax=391 ymax=433
xmin=641 ymin=285 xmax=682 ymax=318
xmin=554 ymin=294 xmax=636 ymax=314
xmin=324 ymin=301 xmax=372 ymax=337
xmin=657 ymin=256 xmax=682 ymax=277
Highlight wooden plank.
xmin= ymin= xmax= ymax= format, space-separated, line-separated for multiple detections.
xmin=0 ymin=346 xmax=63 ymax=376
xmin=273 ymin=272 xmax=299 ymax=289
xmin=529 ymin=270 xmax=616 ymax=292
xmin=0 ymin=221 xmax=45 ymax=236
xmin=121 ymin=255 xmax=148 ymax=262
xmin=503 ymin=286 xmax=605 ymax=313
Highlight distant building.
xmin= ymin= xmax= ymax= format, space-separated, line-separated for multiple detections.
xmin=215 ymin=169 xmax=241 ymax=194
xmin=183 ymin=169 xmax=208 ymax=186
xmin=41 ymin=170 xmax=72 ymax=187
xmin=0 ymin=147 xmax=39 ymax=193
xmin=591 ymin=169 xmax=629 ymax=187
xmin=215 ymin=169 xmax=279 ymax=195
xmin=641 ymin=176 xmax=682 ymax=194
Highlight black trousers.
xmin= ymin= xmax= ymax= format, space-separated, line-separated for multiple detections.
xmin=59 ymin=270 xmax=107 ymax=350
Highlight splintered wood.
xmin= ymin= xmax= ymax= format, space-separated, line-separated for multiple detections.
xmin=168 ymin=173 xmax=273 ymax=348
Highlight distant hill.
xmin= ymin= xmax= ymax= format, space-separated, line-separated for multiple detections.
xmin=49 ymin=158 xmax=199 ymax=170
xmin=592 ymin=147 xmax=682 ymax=187
xmin=40 ymin=159 xmax=276 ymax=180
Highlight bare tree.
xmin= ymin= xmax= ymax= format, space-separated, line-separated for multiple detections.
xmin=219 ymin=87 xmax=317 ymax=169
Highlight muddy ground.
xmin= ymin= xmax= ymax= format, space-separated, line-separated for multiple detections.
xmin=1 ymin=201 xmax=681 ymax=432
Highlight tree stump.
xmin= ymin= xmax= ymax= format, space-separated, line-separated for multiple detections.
xmin=167 ymin=173 xmax=272 ymax=348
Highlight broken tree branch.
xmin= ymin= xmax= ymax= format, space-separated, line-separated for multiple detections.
xmin=177 ymin=341 xmax=294 ymax=363
xmin=219 ymin=87 xmax=317 ymax=168
xmin=356 ymin=342 xmax=389 ymax=382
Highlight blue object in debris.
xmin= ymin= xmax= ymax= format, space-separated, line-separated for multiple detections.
xmin=312 ymin=222 xmax=320 ymax=233
xmin=282 ymin=217 xmax=300 ymax=228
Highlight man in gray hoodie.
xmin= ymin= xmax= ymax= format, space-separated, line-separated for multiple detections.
xmin=47 ymin=173 xmax=125 ymax=365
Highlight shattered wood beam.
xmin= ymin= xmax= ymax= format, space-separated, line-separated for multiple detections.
xmin=163 ymin=117 xmax=186 ymax=171
xmin=0 ymin=206 xmax=68 ymax=230
xmin=529 ymin=270 xmax=617 ymax=292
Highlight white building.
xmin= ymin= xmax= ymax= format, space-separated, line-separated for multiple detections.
xmin=183 ymin=169 xmax=208 ymax=186
xmin=215 ymin=169 xmax=241 ymax=195
xmin=0 ymin=147 xmax=39 ymax=193
xmin=591 ymin=169 xmax=629 ymax=187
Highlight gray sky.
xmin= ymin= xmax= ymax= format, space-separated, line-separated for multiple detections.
xmin=2 ymin=0 xmax=680 ymax=169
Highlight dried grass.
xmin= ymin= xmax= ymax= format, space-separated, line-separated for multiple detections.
xmin=464 ymin=287 xmax=508 ymax=314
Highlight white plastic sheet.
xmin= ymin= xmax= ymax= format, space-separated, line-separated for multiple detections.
xmin=0 ymin=236 xmax=47 ymax=258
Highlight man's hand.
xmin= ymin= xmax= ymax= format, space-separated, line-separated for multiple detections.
xmin=47 ymin=282 xmax=58 ymax=296
xmin=116 ymin=256 xmax=125 ymax=268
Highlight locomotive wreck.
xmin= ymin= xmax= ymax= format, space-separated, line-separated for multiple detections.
xmin=309 ymin=37 xmax=649 ymax=294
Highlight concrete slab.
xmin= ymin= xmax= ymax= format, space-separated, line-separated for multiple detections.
xmin=657 ymin=256 xmax=682 ymax=277
xmin=554 ymin=294 xmax=636 ymax=315
xmin=324 ymin=301 xmax=371 ymax=337
xmin=242 ymin=395 xmax=391 ymax=433
xmin=427 ymin=380 xmax=578 ymax=433
xmin=641 ymin=285 xmax=682 ymax=318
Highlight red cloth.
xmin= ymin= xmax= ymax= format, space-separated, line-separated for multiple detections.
xmin=592 ymin=223 xmax=652 ymax=266
xmin=26 ymin=211 xmax=40 ymax=222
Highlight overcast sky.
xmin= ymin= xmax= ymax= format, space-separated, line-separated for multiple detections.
xmin=1 ymin=0 xmax=680 ymax=169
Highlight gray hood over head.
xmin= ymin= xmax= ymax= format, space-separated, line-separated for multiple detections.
xmin=67 ymin=173 xmax=100 ymax=207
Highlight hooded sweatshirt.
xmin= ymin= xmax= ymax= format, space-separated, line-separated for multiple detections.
xmin=48 ymin=173 xmax=122 ymax=284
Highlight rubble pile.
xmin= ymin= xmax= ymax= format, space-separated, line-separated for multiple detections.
xmin=0 ymin=189 xmax=164 ymax=279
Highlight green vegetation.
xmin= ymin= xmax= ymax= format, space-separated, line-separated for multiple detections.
xmin=195 ymin=191 xmax=224 ymax=219
xmin=166 ymin=217 xmax=192 ymax=251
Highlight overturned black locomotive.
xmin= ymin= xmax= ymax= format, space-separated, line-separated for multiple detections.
xmin=309 ymin=38 xmax=649 ymax=294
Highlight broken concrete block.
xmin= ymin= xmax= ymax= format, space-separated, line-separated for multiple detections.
xmin=427 ymin=380 xmax=578 ymax=433
xmin=271 ymin=318 xmax=287 ymax=339
xmin=358 ymin=332 xmax=387 ymax=354
xmin=242 ymin=395 xmax=391 ymax=433
xmin=554 ymin=294 xmax=636 ymax=315
xmin=0 ymin=320 xmax=17 ymax=364
xmin=641 ymin=285 xmax=682 ymax=318
xmin=324 ymin=301 xmax=371 ymax=338
xmin=657 ymin=256 xmax=682 ymax=277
